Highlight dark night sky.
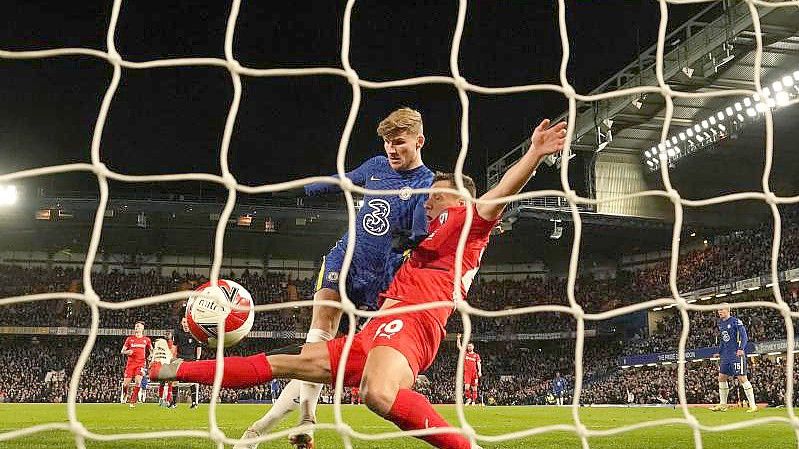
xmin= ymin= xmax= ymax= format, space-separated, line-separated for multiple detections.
xmin=0 ymin=1 xmax=706 ymax=199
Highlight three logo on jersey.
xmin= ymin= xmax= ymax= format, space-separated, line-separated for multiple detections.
xmin=363 ymin=199 xmax=391 ymax=236
xmin=361 ymin=175 xmax=414 ymax=236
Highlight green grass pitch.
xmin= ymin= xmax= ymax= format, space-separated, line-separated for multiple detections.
xmin=0 ymin=403 xmax=795 ymax=448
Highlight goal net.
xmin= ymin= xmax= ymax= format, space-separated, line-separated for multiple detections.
xmin=1 ymin=0 xmax=798 ymax=448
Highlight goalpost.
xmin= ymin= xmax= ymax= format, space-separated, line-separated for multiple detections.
xmin=1 ymin=0 xmax=799 ymax=448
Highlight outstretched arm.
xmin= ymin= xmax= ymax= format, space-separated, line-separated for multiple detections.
xmin=476 ymin=119 xmax=567 ymax=221
xmin=304 ymin=157 xmax=376 ymax=196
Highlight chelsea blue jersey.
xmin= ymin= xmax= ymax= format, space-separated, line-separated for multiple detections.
xmin=718 ymin=316 xmax=748 ymax=360
xmin=305 ymin=156 xmax=434 ymax=281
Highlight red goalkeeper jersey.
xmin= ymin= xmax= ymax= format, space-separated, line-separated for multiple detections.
xmin=381 ymin=205 xmax=497 ymax=326
xmin=123 ymin=335 xmax=152 ymax=364
xmin=464 ymin=351 xmax=481 ymax=374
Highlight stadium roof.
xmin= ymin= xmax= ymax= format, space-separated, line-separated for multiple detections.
xmin=488 ymin=1 xmax=799 ymax=186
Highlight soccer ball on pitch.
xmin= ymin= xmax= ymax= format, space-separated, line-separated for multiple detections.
xmin=185 ymin=279 xmax=255 ymax=348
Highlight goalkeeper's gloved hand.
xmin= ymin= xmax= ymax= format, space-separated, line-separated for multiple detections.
xmin=391 ymin=228 xmax=427 ymax=253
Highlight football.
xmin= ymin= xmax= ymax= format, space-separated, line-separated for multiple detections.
xmin=185 ymin=279 xmax=254 ymax=348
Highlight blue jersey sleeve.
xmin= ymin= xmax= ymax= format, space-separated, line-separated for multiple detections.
xmin=737 ymin=319 xmax=748 ymax=351
xmin=409 ymin=197 xmax=429 ymax=243
xmin=304 ymin=156 xmax=380 ymax=196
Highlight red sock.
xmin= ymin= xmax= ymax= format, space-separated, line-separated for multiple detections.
xmin=471 ymin=388 xmax=478 ymax=402
xmin=166 ymin=384 xmax=173 ymax=403
xmin=158 ymin=384 xmax=164 ymax=400
xmin=387 ymin=389 xmax=471 ymax=449
xmin=129 ymin=386 xmax=140 ymax=404
xmin=123 ymin=384 xmax=129 ymax=398
xmin=175 ymin=354 xmax=272 ymax=388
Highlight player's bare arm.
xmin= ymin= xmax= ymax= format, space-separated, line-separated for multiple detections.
xmin=476 ymin=119 xmax=567 ymax=221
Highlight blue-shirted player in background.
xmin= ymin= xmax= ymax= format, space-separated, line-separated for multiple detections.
xmin=236 ymin=108 xmax=434 ymax=449
xmin=552 ymin=372 xmax=567 ymax=406
xmin=269 ymin=379 xmax=282 ymax=404
xmin=710 ymin=304 xmax=758 ymax=412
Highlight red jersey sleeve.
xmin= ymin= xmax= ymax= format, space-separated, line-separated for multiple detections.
xmin=145 ymin=337 xmax=152 ymax=352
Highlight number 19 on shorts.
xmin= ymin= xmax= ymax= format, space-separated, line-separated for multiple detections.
xmin=374 ymin=319 xmax=404 ymax=340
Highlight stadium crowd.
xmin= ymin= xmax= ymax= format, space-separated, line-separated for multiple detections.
xmin=626 ymin=288 xmax=799 ymax=355
xmin=581 ymin=356 xmax=795 ymax=407
xmin=3 ymin=331 xmax=799 ymax=407
xmin=2 ymin=204 xmax=799 ymax=332
xmin=4 ymin=207 xmax=799 ymax=406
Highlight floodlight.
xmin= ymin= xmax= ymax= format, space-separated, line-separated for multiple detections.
xmin=0 ymin=185 xmax=17 ymax=206
xmin=776 ymin=91 xmax=790 ymax=106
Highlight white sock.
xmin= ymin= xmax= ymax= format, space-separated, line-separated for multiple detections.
xmin=742 ymin=381 xmax=756 ymax=409
xmin=719 ymin=381 xmax=729 ymax=405
xmin=299 ymin=329 xmax=334 ymax=426
xmin=249 ymin=379 xmax=301 ymax=434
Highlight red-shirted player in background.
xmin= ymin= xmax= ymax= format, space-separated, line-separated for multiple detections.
xmin=456 ymin=334 xmax=482 ymax=406
xmin=351 ymin=386 xmax=361 ymax=405
xmin=121 ymin=321 xmax=152 ymax=408
xmin=150 ymin=118 xmax=566 ymax=449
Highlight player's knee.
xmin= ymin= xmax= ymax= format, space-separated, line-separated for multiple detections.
xmin=311 ymin=289 xmax=343 ymax=331
xmin=361 ymin=378 xmax=397 ymax=416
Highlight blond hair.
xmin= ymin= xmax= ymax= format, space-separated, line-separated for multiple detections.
xmin=377 ymin=107 xmax=423 ymax=138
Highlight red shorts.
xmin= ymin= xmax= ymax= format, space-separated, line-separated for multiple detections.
xmin=124 ymin=362 xmax=145 ymax=379
xmin=327 ymin=307 xmax=445 ymax=387
xmin=464 ymin=371 xmax=479 ymax=386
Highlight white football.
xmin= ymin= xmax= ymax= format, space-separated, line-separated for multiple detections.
xmin=185 ymin=279 xmax=254 ymax=348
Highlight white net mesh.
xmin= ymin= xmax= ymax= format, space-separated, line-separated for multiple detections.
xmin=1 ymin=0 xmax=799 ymax=448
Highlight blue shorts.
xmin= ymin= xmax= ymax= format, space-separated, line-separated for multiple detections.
xmin=719 ymin=355 xmax=747 ymax=376
xmin=315 ymin=247 xmax=388 ymax=311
